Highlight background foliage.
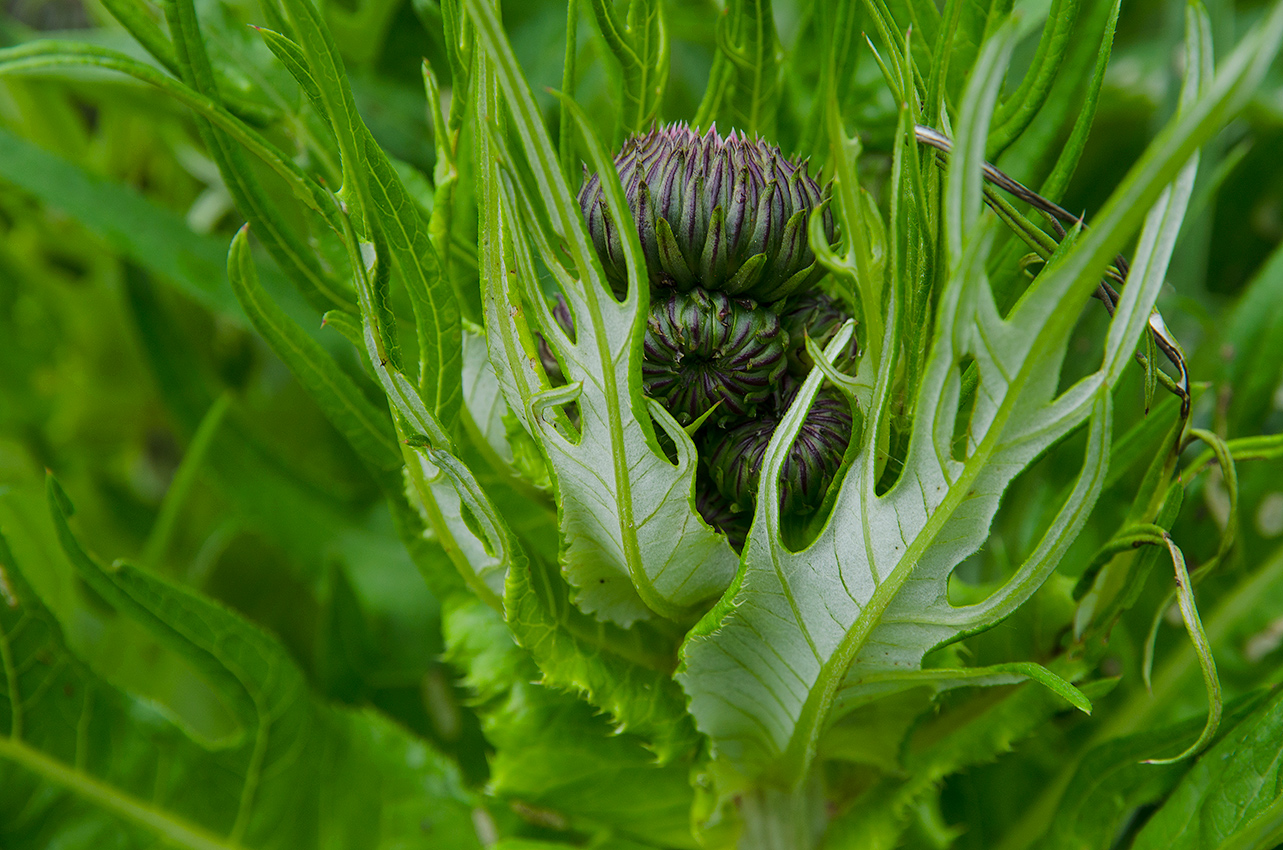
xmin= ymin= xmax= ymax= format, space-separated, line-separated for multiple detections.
xmin=2 ymin=0 xmax=1283 ymax=846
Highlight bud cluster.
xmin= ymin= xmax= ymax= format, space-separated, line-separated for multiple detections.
xmin=574 ymin=123 xmax=858 ymax=546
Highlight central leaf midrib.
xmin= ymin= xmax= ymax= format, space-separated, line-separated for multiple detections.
xmin=778 ymin=245 xmax=1104 ymax=783
xmin=0 ymin=735 xmax=245 ymax=850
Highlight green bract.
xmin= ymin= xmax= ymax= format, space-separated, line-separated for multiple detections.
xmin=705 ymin=378 xmax=853 ymax=514
xmin=578 ymin=123 xmax=838 ymax=302
xmin=778 ymin=290 xmax=859 ymax=374
xmin=642 ymin=287 xmax=788 ymax=425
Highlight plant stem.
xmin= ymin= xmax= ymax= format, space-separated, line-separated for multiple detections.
xmin=737 ymin=775 xmax=824 ymax=850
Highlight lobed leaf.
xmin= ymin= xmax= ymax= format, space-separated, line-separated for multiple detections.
xmin=261 ymin=2 xmax=463 ymax=429
xmin=674 ymin=0 xmax=1279 ymax=784
xmin=469 ymin=0 xmax=738 ymax=627
xmin=227 ymin=227 xmax=402 ymax=474
xmin=442 ymin=597 xmax=697 ymax=847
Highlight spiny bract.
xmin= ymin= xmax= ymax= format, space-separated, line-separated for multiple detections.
xmin=578 ymin=123 xmax=839 ymax=303
xmin=642 ymin=288 xmax=787 ymax=425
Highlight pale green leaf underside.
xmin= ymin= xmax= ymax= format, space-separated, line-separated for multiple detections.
xmin=470 ymin=0 xmax=738 ymax=627
xmin=672 ymin=0 xmax=1276 ymax=781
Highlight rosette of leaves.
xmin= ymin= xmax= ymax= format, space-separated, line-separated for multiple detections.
xmin=577 ymin=123 xmax=838 ymax=302
xmin=642 ymin=287 xmax=788 ymax=424
xmin=705 ymin=376 xmax=854 ymax=515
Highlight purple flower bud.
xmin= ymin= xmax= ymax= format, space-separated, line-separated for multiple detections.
xmin=643 ymin=288 xmax=788 ymax=426
xmin=705 ymin=377 xmax=852 ymax=515
xmin=579 ymin=123 xmax=838 ymax=303
xmin=777 ymin=290 xmax=859 ymax=375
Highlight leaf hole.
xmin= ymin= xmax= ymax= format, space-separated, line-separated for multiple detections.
xmin=650 ymin=410 xmax=680 ymax=465
xmin=547 ymin=399 xmax=582 ymax=444
xmin=536 ymin=294 xmax=577 ymax=387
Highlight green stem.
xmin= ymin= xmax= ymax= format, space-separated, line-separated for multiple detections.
xmin=738 ymin=774 xmax=824 ymax=850
xmin=559 ymin=0 xmax=579 ymax=182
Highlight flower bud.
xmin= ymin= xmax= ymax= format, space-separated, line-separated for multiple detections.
xmin=643 ymin=288 xmax=788 ymax=425
xmin=695 ymin=482 xmax=749 ymax=550
xmin=778 ymin=290 xmax=859 ymax=375
xmin=705 ymin=378 xmax=852 ymax=515
xmin=578 ymin=123 xmax=838 ymax=303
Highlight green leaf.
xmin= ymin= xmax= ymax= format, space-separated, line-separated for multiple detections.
xmin=1130 ymin=687 xmax=1283 ymax=849
xmin=0 ymin=42 xmax=339 ymax=230
xmin=696 ymin=0 xmax=782 ymax=135
xmin=1221 ymin=240 xmax=1283 ymax=435
xmin=442 ymin=597 xmax=697 ymax=848
xmin=162 ymin=0 xmax=351 ymax=316
xmin=586 ymin=0 xmax=668 ymax=135
xmin=827 ymin=673 xmax=1114 ymax=850
xmin=986 ymin=0 xmax=1081 ymax=157
xmin=1036 ymin=0 xmax=1121 ymax=202
xmin=258 ymin=8 xmax=463 ymax=429
xmin=227 ymin=226 xmax=402 ymax=473
xmin=140 ymin=393 xmax=233 ymax=569
xmin=120 ymin=266 xmax=361 ymax=572
xmin=469 ymin=0 xmax=738 ymax=626
xmin=503 ymin=549 xmax=700 ymax=761
xmin=0 ymin=483 xmax=480 ymax=849
xmin=837 ymin=661 xmax=1092 ymax=714
xmin=933 ymin=0 xmax=1016 ymax=116
xmin=1040 ymin=690 xmax=1274 ymax=850
xmin=0 ymin=126 xmax=237 ymax=316
xmin=677 ymin=0 xmax=1266 ymax=784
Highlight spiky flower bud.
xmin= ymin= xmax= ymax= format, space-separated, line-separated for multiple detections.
xmin=578 ymin=123 xmax=838 ymax=303
xmin=778 ymin=290 xmax=859 ymax=375
xmin=643 ymin=288 xmax=787 ymax=425
xmin=705 ymin=378 xmax=852 ymax=515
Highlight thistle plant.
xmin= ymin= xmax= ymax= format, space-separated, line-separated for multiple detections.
xmin=4 ymin=0 xmax=1283 ymax=849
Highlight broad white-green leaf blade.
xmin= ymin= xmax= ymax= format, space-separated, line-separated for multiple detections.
xmin=469 ymin=0 xmax=738 ymax=626
xmin=674 ymin=1 xmax=1261 ymax=782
